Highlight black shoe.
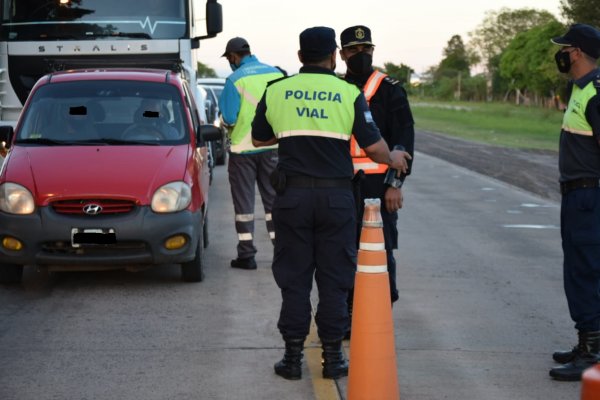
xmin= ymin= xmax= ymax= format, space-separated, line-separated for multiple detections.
xmin=552 ymin=346 xmax=578 ymax=364
xmin=549 ymin=331 xmax=600 ymax=381
xmin=230 ymin=257 xmax=257 ymax=270
xmin=549 ymin=356 xmax=599 ymax=381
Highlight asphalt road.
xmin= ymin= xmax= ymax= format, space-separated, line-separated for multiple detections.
xmin=0 ymin=137 xmax=583 ymax=399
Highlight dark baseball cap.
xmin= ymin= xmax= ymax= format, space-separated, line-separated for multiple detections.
xmin=221 ymin=37 xmax=250 ymax=57
xmin=299 ymin=26 xmax=338 ymax=59
xmin=551 ymin=23 xmax=600 ymax=59
xmin=340 ymin=25 xmax=374 ymax=48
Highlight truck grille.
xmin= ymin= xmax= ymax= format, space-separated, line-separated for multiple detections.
xmin=51 ymin=199 xmax=136 ymax=215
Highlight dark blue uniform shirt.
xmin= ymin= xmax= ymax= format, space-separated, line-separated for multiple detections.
xmin=252 ymin=66 xmax=382 ymax=179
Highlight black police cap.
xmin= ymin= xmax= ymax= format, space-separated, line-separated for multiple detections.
xmin=551 ymin=23 xmax=600 ymax=59
xmin=299 ymin=26 xmax=338 ymax=59
xmin=340 ymin=25 xmax=374 ymax=48
xmin=221 ymin=37 xmax=250 ymax=57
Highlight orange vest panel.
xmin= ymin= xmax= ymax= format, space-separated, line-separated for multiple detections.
xmin=350 ymin=70 xmax=388 ymax=174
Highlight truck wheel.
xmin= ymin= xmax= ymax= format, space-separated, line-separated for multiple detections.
xmin=181 ymin=226 xmax=204 ymax=282
xmin=0 ymin=264 xmax=24 ymax=284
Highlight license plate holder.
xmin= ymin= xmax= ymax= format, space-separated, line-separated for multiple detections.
xmin=71 ymin=228 xmax=116 ymax=248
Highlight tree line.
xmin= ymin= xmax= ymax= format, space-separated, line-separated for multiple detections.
xmin=382 ymin=0 xmax=599 ymax=106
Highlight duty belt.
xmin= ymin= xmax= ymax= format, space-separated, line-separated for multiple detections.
xmin=286 ymin=175 xmax=352 ymax=190
xmin=560 ymin=178 xmax=600 ymax=195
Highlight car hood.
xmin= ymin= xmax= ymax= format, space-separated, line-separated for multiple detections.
xmin=2 ymin=145 xmax=190 ymax=205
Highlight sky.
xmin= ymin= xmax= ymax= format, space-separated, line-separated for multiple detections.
xmin=196 ymin=0 xmax=563 ymax=78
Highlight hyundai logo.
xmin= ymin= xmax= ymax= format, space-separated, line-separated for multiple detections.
xmin=83 ymin=204 xmax=103 ymax=215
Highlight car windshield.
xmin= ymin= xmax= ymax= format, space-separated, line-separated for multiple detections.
xmin=17 ymin=79 xmax=189 ymax=145
xmin=1 ymin=0 xmax=186 ymax=40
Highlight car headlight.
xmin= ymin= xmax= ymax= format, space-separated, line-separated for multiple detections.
xmin=151 ymin=182 xmax=192 ymax=213
xmin=0 ymin=182 xmax=35 ymax=214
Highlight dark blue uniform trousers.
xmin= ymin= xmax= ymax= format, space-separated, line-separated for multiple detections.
xmin=272 ymin=186 xmax=356 ymax=341
xmin=358 ymin=174 xmax=399 ymax=302
xmin=561 ymin=187 xmax=600 ymax=332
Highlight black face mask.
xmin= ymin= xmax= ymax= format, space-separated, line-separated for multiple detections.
xmin=347 ymin=52 xmax=373 ymax=75
xmin=555 ymin=50 xmax=572 ymax=73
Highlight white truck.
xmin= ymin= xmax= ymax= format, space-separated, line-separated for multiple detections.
xmin=0 ymin=0 xmax=222 ymax=122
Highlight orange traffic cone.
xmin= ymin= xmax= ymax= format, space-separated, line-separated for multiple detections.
xmin=347 ymin=199 xmax=400 ymax=400
xmin=582 ymin=364 xmax=600 ymax=400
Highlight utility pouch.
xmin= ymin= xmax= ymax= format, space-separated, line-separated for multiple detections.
xmin=270 ymin=168 xmax=287 ymax=195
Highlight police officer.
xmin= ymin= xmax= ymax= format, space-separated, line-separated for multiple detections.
xmin=251 ymin=26 xmax=411 ymax=380
xmin=340 ymin=25 xmax=415 ymax=320
xmin=548 ymin=23 xmax=600 ymax=382
xmin=219 ymin=37 xmax=284 ymax=270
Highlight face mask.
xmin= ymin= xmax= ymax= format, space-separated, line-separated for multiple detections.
xmin=347 ymin=52 xmax=373 ymax=75
xmin=229 ymin=62 xmax=239 ymax=72
xmin=554 ymin=50 xmax=572 ymax=73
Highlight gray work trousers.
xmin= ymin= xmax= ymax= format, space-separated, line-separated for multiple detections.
xmin=227 ymin=149 xmax=277 ymax=259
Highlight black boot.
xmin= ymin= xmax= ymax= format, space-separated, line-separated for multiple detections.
xmin=553 ymin=344 xmax=579 ymax=364
xmin=274 ymin=337 xmax=304 ymax=380
xmin=321 ymin=339 xmax=348 ymax=379
xmin=550 ymin=331 xmax=600 ymax=381
xmin=230 ymin=256 xmax=257 ymax=270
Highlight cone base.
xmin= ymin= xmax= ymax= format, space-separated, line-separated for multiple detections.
xmin=347 ymin=271 xmax=399 ymax=400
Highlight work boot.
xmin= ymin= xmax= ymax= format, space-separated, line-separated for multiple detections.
xmin=552 ymin=345 xmax=579 ymax=364
xmin=321 ymin=339 xmax=348 ymax=379
xmin=274 ymin=337 xmax=305 ymax=380
xmin=552 ymin=330 xmax=592 ymax=363
xmin=550 ymin=331 xmax=600 ymax=381
xmin=230 ymin=256 xmax=257 ymax=270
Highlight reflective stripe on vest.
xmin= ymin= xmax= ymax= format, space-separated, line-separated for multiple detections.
xmin=562 ymin=80 xmax=597 ymax=137
xmin=350 ymin=70 xmax=388 ymax=174
xmin=230 ymin=70 xmax=282 ymax=153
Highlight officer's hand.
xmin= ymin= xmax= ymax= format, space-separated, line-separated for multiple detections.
xmin=384 ymin=187 xmax=403 ymax=213
xmin=389 ymin=150 xmax=411 ymax=173
xmin=219 ymin=114 xmax=235 ymax=130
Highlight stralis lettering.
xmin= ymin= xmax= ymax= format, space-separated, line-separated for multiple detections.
xmin=38 ymin=44 xmax=149 ymax=53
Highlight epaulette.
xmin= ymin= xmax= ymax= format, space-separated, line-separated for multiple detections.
xmin=383 ymin=76 xmax=400 ymax=86
xmin=266 ymin=74 xmax=291 ymax=87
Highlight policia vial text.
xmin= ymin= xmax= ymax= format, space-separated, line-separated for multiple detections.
xmin=285 ymin=90 xmax=342 ymax=119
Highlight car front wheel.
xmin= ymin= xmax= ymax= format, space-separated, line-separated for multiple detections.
xmin=0 ymin=264 xmax=24 ymax=284
xmin=181 ymin=224 xmax=204 ymax=282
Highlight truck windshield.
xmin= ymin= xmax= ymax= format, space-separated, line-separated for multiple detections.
xmin=1 ymin=0 xmax=187 ymax=40
xmin=17 ymin=80 xmax=189 ymax=145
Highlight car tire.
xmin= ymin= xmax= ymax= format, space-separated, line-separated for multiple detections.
xmin=0 ymin=264 xmax=24 ymax=284
xmin=203 ymin=213 xmax=209 ymax=249
xmin=181 ymin=223 xmax=204 ymax=282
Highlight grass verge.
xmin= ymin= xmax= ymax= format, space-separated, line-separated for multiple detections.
xmin=411 ymin=98 xmax=562 ymax=151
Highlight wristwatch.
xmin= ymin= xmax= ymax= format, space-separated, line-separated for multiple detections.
xmin=384 ymin=177 xmax=403 ymax=189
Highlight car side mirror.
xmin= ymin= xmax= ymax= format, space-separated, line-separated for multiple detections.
xmin=199 ymin=124 xmax=222 ymax=143
xmin=0 ymin=125 xmax=14 ymax=151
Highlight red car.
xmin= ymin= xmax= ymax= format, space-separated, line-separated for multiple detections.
xmin=0 ymin=69 xmax=221 ymax=283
